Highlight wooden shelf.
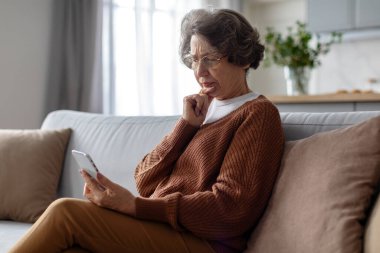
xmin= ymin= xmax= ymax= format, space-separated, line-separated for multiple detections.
xmin=267 ymin=93 xmax=380 ymax=104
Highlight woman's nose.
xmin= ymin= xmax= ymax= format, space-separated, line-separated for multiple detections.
xmin=195 ymin=62 xmax=209 ymax=77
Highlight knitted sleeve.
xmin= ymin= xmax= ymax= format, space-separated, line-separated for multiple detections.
xmin=134 ymin=118 xmax=198 ymax=197
xmin=135 ymin=103 xmax=285 ymax=239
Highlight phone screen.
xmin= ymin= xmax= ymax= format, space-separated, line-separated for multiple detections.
xmin=72 ymin=150 xmax=99 ymax=178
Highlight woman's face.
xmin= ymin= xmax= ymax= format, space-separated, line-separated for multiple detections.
xmin=189 ymin=34 xmax=250 ymax=100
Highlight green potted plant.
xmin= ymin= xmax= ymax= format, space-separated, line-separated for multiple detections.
xmin=264 ymin=21 xmax=342 ymax=95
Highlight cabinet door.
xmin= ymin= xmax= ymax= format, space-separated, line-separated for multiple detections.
xmin=356 ymin=102 xmax=380 ymax=111
xmin=356 ymin=0 xmax=380 ymax=28
xmin=275 ymin=103 xmax=354 ymax=112
xmin=308 ymin=0 xmax=355 ymax=32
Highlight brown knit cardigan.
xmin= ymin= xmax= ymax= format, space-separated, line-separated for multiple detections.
xmin=134 ymin=96 xmax=285 ymax=253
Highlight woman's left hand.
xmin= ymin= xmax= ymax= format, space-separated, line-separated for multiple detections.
xmin=80 ymin=170 xmax=136 ymax=216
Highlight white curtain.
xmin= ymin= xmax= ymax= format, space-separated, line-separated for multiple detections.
xmin=102 ymin=0 xmax=241 ymax=116
xmin=45 ymin=0 xmax=103 ymax=116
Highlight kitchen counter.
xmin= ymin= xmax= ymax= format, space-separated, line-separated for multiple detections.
xmin=267 ymin=93 xmax=380 ymax=112
xmin=268 ymin=93 xmax=380 ymax=103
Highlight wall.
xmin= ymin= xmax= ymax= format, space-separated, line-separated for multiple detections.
xmin=244 ymin=0 xmax=307 ymax=95
xmin=243 ymin=0 xmax=380 ymax=96
xmin=0 ymin=0 xmax=52 ymax=129
xmin=310 ymin=36 xmax=380 ymax=94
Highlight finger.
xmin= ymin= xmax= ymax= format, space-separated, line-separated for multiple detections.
xmin=184 ymin=96 xmax=197 ymax=116
xmin=83 ymin=185 xmax=96 ymax=202
xmin=81 ymin=170 xmax=104 ymax=193
xmin=83 ymin=183 xmax=90 ymax=195
xmin=80 ymin=170 xmax=93 ymax=185
xmin=184 ymin=96 xmax=196 ymax=107
xmin=192 ymin=95 xmax=207 ymax=116
xmin=199 ymin=94 xmax=210 ymax=116
xmin=83 ymin=184 xmax=103 ymax=206
xmin=80 ymin=169 xmax=91 ymax=179
xmin=96 ymin=173 xmax=112 ymax=190
xmin=83 ymin=183 xmax=92 ymax=198
xmin=195 ymin=106 xmax=200 ymax=116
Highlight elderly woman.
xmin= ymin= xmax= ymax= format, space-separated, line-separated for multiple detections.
xmin=10 ymin=9 xmax=284 ymax=253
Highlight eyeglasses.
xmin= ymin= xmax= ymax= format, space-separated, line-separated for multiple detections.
xmin=184 ymin=54 xmax=226 ymax=70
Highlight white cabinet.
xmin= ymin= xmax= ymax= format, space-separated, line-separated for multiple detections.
xmin=308 ymin=0 xmax=354 ymax=32
xmin=356 ymin=0 xmax=380 ymax=29
xmin=308 ymin=0 xmax=380 ymax=32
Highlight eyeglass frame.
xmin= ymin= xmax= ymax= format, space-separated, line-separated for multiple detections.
xmin=183 ymin=53 xmax=226 ymax=70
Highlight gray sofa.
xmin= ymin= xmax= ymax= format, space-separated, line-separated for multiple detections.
xmin=1 ymin=109 xmax=379 ymax=253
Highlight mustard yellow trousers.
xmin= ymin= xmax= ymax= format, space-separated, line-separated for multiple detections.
xmin=9 ymin=198 xmax=215 ymax=253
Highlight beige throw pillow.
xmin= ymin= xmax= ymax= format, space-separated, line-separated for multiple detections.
xmin=247 ymin=116 xmax=380 ymax=253
xmin=364 ymin=193 xmax=380 ymax=253
xmin=0 ymin=128 xmax=71 ymax=223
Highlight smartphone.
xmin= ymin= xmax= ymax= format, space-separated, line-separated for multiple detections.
xmin=71 ymin=150 xmax=99 ymax=178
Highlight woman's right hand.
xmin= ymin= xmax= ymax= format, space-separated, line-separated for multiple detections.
xmin=182 ymin=93 xmax=211 ymax=127
xmin=81 ymin=170 xmax=136 ymax=216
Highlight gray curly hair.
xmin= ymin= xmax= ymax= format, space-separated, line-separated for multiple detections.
xmin=179 ymin=9 xmax=265 ymax=70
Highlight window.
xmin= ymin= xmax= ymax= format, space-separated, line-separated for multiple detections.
xmin=103 ymin=0 xmax=239 ymax=115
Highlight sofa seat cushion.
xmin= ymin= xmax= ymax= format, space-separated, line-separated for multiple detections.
xmin=246 ymin=116 xmax=380 ymax=253
xmin=0 ymin=220 xmax=32 ymax=252
xmin=0 ymin=129 xmax=71 ymax=223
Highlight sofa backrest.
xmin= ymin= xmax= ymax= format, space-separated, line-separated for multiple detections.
xmin=280 ymin=111 xmax=380 ymax=140
xmin=41 ymin=110 xmax=178 ymax=198
xmin=41 ymin=110 xmax=380 ymax=199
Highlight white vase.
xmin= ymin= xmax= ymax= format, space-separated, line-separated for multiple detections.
xmin=284 ymin=66 xmax=311 ymax=96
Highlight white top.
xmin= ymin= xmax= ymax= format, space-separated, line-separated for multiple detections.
xmin=203 ymin=92 xmax=260 ymax=125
